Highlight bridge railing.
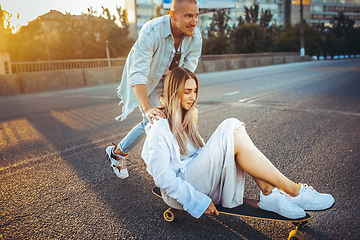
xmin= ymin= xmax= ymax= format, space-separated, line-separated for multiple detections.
xmin=11 ymin=58 xmax=126 ymax=74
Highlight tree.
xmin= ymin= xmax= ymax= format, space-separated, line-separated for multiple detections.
xmin=4 ymin=6 xmax=134 ymax=61
xmin=5 ymin=19 xmax=48 ymax=61
xmin=344 ymin=27 xmax=360 ymax=55
xmin=260 ymin=9 xmax=273 ymax=28
xmin=209 ymin=9 xmax=231 ymax=35
xmin=202 ymin=10 xmax=232 ymax=55
xmin=322 ymin=34 xmax=344 ymax=58
xmin=237 ymin=16 xmax=245 ymax=26
xmin=321 ymin=12 xmax=359 ymax=57
xmin=330 ymin=12 xmax=354 ymax=38
xmin=273 ymin=23 xmax=324 ymax=56
xmin=244 ymin=3 xmax=259 ymax=24
xmin=202 ymin=33 xmax=230 ymax=55
xmin=230 ymin=24 xmax=272 ymax=53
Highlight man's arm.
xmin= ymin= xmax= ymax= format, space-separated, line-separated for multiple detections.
xmin=182 ymin=31 xmax=202 ymax=72
xmin=133 ymin=84 xmax=166 ymax=124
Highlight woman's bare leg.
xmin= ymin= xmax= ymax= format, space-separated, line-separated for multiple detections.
xmin=234 ymin=125 xmax=299 ymax=197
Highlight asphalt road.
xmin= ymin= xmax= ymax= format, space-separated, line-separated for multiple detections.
xmin=1 ymin=59 xmax=359 ymax=239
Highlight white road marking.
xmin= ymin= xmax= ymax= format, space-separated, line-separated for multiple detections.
xmin=225 ymin=91 xmax=239 ymax=96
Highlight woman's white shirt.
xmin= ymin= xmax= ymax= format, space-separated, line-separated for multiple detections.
xmin=142 ymin=118 xmax=211 ymax=218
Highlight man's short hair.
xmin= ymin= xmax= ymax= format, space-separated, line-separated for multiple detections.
xmin=171 ymin=0 xmax=198 ymax=12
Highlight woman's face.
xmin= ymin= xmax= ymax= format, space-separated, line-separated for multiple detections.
xmin=181 ymin=78 xmax=197 ymax=111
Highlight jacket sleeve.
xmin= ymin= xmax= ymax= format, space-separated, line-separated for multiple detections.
xmin=129 ymin=32 xmax=154 ymax=87
xmin=182 ymin=31 xmax=202 ymax=73
xmin=145 ymin=124 xmax=211 ymax=219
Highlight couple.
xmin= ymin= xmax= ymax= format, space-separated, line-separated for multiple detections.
xmin=140 ymin=67 xmax=334 ymax=219
xmin=104 ymin=0 xmax=333 ymax=219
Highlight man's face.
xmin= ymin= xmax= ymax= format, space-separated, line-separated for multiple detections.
xmin=171 ymin=2 xmax=199 ymax=37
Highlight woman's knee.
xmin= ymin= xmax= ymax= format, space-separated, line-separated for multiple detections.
xmin=234 ymin=129 xmax=251 ymax=153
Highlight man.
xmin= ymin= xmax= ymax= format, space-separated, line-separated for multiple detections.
xmin=105 ymin=0 xmax=202 ymax=179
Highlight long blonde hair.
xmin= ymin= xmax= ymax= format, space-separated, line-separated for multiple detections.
xmin=162 ymin=67 xmax=204 ymax=154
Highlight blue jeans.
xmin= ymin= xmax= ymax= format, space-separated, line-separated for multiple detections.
xmin=118 ymin=109 xmax=148 ymax=153
xmin=118 ymin=76 xmax=165 ymax=153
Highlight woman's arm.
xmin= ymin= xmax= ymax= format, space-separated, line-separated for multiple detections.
xmin=143 ymin=121 xmax=211 ymax=218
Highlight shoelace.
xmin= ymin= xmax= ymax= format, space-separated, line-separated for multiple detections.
xmin=274 ymin=188 xmax=292 ymax=204
xmin=115 ymin=159 xmax=127 ymax=170
xmin=110 ymin=143 xmax=127 ymax=171
xmin=302 ymin=184 xmax=318 ymax=196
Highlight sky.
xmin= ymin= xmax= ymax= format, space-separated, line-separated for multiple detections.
xmin=1 ymin=0 xmax=125 ymax=31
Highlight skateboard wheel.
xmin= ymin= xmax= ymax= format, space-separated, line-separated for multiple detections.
xmin=288 ymin=230 xmax=304 ymax=240
xmin=292 ymin=221 xmax=308 ymax=231
xmin=163 ymin=207 xmax=178 ymax=222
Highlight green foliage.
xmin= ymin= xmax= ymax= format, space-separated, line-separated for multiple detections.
xmin=344 ymin=28 xmax=360 ymax=54
xmin=209 ymin=10 xmax=231 ymax=35
xmin=230 ymin=24 xmax=272 ymax=53
xmin=202 ymin=10 xmax=232 ymax=55
xmin=4 ymin=6 xmax=134 ymax=61
xmin=202 ymin=3 xmax=276 ymax=55
xmin=330 ymin=12 xmax=354 ymax=38
xmin=202 ymin=4 xmax=360 ymax=57
xmin=322 ymin=34 xmax=344 ymax=58
xmin=322 ymin=12 xmax=359 ymax=57
xmin=202 ymin=33 xmax=230 ymax=55
xmin=273 ymin=23 xmax=324 ymax=56
xmin=244 ymin=4 xmax=259 ymax=24
xmin=5 ymin=20 xmax=48 ymax=61
xmin=260 ymin=9 xmax=273 ymax=28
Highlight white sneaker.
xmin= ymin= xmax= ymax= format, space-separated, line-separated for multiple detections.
xmin=105 ymin=143 xmax=129 ymax=179
xmin=258 ymin=188 xmax=306 ymax=219
xmin=289 ymin=183 xmax=334 ymax=211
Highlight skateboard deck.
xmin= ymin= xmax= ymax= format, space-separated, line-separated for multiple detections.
xmin=152 ymin=187 xmax=311 ymax=239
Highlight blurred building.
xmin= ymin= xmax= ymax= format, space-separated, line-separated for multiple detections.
xmin=124 ymin=0 xmax=360 ymax=39
xmin=309 ymin=0 xmax=360 ymax=28
xmin=124 ymin=0 xmax=166 ymax=39
xmin=124 ymin=0 xmax=287 ymax=39
xmin=200 ymin=0 xmax=286 ymax=31
xmin=290 ymin=0 xmax=311 ymax=26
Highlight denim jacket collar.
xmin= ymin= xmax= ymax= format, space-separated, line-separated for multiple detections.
xmin=164 ymin=15 xmax=172 ymax=39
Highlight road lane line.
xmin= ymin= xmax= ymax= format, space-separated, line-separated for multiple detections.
xmin=225 ymin=91 xmax=239 ymax=96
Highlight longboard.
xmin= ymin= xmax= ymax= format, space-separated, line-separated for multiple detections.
xmin=152 ymin=187 xmax=311 ymax=240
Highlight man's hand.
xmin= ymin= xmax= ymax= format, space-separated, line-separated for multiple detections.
xmin=145 ymin=106 xmax=166 ymax=124
xmin=204 ymin=202 xmax=219 ymax=216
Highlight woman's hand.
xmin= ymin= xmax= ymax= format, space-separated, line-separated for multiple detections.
xmin=204 ymin=201 xmax=219 ymax=216
xmin=145 ymin=105 xmax=166 ymax=124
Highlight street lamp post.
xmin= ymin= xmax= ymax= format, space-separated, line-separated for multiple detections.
xmin=300 ymin=0 xmax=305 ymax=56
xmin=42 ymin=21 xmax=51 ymax=61
xmin=106 ymin=40 xmax=111 ymax=67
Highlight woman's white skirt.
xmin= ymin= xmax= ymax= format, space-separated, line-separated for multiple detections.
xmin=161 ymin=118 xmax=246 ymax=209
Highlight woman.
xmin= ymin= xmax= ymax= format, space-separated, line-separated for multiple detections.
xmin=141 ymin=67 xmax=334 ymax=219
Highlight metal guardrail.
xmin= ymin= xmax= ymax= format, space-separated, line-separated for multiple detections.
xmin=11 ymin=58 xmax=126 ymax=74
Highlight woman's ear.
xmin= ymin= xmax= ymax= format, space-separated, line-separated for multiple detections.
xmin=170 ymin=11 xmax=175 ymax=18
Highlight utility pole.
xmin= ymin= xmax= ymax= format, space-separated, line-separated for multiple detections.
xmin=42 ymin=21 xmax=51 ymax=61
xmin=106 ymin=40 xmax=111 ymax=67
xmin=300 ymin=0 xmax=305 ymax=56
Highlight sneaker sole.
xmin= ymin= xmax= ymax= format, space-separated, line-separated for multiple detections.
xmin=258 ymin=202 xmax=306 ymax=219
xmin=301 ymin=198 xmax=335 ymax=211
